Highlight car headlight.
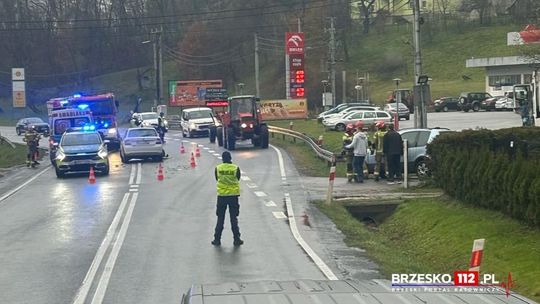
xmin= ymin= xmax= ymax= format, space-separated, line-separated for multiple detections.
xmin=56 ymin=150 xmax=65 ymax=161
xmin=190 ymin=123 xmax=196 ymax=129
xmin=98 ymin=148 xmax=108 ymax=159
xmin=107 ymin=128 xmax=117 ymax=134
xmin=241 ymin=123 xmax=247 ymax=128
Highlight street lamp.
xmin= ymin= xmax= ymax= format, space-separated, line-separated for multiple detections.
xmin=393 ymin=78 xmax=402 ymax=130
xmin=357 ymin=77 xmax=365 ymax=100
xmin=417 ymin=75 xmax=430 ymax=128
xmin=236 ymin=83 xmax=245 ymax=95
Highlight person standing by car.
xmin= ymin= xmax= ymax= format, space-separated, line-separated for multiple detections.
xmin=373 ymin=121 xmax=388 ymax=181
xmin=345 ymin=121 xmax=368 ymax=183
xmin=157 ymin=112 xmax=167 ymax=143
xmin=22 ymin=126 xmax=40 ymax=167
xmin=383 ymin=124 xmax=403 ymax=184
xmin=342 ymin=124 xmax=356 ymax=182
xmin=212 ymin=151 xmax=244 ymax=247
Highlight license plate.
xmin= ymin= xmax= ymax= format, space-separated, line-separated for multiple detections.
xmin=72 ymin=160 xmax=93 ymax=165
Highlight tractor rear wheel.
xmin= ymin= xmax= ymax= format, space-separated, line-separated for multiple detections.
xmin=216 ymin=127 xmax=223 ymax=147
xmin=260 ymin=125 xmax=269 ymax=149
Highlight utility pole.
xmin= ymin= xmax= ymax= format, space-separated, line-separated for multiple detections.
xmin=151 ymin=27 xmax=163 ymax=108
xmin=342 ymin=70 xmax=347 ymax=102
xmin=328 ymin=17 xmax=336 ymax=107
xmin=412 ymin=0 xmax=426 ymax=128
xmin=254 ymin=33 xmax=260 ymax=97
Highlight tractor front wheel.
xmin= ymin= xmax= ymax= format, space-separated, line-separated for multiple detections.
xmin=226 ymin=127 xmax=236 ymax=150
xmin=216 ymin=127 xmax=223 ymax=147
xmin=260 ymin=125 xmax=269 ymax=149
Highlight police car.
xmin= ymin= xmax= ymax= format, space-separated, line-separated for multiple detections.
xmin=54 ymin=126 xmax=110 ymax=178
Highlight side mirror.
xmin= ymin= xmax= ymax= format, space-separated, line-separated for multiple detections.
xmin=104 ymin=139 xmax=111 ymax=144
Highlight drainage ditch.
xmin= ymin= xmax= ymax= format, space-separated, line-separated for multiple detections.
xmin=344 ymin=201 xmax=401 ymax=228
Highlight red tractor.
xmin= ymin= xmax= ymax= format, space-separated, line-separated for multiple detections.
xmin=209 ymin=95 xmax=269 ymax=150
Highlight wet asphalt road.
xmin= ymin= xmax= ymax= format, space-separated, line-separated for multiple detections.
xmin=0 ymin=130 xmax=352 ymax=304
xmin=0 ymin=111 xmax=524 ymax=303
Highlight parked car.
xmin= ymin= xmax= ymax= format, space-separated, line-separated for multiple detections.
xmin=433 ymin=97 xmax=460 ymax=112
xmin=317 ymin=102 xmax=376 ymax=122
xmin=320 ymin=105 xmax=381 ymax=120
xmin=459 ymin=92 xmax=492 ymax=112
xmin=383 ymin=103 xmax=410 ymax=120
xmin=120 ymin=127 xmax=164 ymax=163
xmin=399 ymin=128 xmax=451 ymax=177
xmin=494 ymin=92 xmax=516 ymax=111
xmin=181 ymin=107 xmax=215 ymax=138
xmin=15 ymin=117 xmax=50 ymax=136
xmin=322 ymin=110 xmax=392 ymax=131
xmin=481 ymin=96 xmax=498 ymax=111
xmin=54 ymin=130 xmax=109 ymax=178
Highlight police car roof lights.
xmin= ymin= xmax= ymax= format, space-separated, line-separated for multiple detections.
xmin=78 ymin=104 xmax=89 ymax=110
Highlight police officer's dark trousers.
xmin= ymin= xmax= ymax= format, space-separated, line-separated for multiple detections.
xmin=213 ymin=195 xmax=241 ymax=241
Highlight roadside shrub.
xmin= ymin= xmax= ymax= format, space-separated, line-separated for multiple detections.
xmin=427 ymin=127 xmax=540 ymax=227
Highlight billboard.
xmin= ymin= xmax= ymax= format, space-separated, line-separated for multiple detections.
xmin=168 ymin=80 xmax=223 ymax=107
xmin=260 ymin=99 xmax=307 ymax=120
xmin=507 ymin=24 xmax=540 ymax=45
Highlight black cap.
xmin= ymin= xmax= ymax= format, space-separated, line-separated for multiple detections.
xmin=222 ymin=151 xmax=232 ymax=162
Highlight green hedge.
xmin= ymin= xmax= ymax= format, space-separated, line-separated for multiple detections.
xmin=427 ymin=127 xmax=540 ymax=227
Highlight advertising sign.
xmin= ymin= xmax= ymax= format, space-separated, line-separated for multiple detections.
xmin=169 ymin=80 xmax=223 ymax=107
xmin=285 ymin=32 xmax=305 ymax=55
xmin=260 ymin=99 xmax=307 ymax=120
xmin=12 ymin=68 xmax=25 ymax=81
xmin=507 ymin=24 xmax=540 ymax=45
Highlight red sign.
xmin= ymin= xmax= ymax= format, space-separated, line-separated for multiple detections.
xmin=285 ymin=32 xmax=305 ymax=54
xmin=454 ymin=271 xmax=479 ymax=286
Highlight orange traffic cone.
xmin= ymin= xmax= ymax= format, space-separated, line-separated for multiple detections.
xmin=190 ymin=152 xmax=196 ymax=168
xmin=88 ymin=166 xmax=96 ymax=184
xmin=195 ymin=146 xmax=201 ymax=157
xmin=180 ymin=142 xmax=185 ymax=154
xmin=157 ymin=163 xmax=164 ymax=181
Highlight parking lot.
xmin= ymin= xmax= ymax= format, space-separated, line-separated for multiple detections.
xmin=398 ymin=110 xmax=523 ymax=131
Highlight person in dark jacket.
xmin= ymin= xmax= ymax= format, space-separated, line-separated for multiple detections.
xmin=383 ymin=124 xmax=403 ymax=184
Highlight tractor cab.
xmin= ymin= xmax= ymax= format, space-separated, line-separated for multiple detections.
xmin=210 ymin=95 xmax=269 ymax=150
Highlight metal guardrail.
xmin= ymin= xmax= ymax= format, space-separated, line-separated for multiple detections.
xmin=0 ymin=132 xmax=16 ymax=149
xmin=268 ymin=125 xmax=335 ymax=163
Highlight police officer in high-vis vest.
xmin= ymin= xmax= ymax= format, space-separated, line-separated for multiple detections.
xmin=212 ymin=151 xmax=244 ymax=246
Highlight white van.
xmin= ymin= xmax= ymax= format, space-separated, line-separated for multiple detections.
xmin=181 ymin=107 xmax=215 ymax=138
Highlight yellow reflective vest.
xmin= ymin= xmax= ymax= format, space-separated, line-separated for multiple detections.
xmin=374 ymin=130 xmax=387 ymax=153
xmin=216 ymin=163 xmax=240 ymax=196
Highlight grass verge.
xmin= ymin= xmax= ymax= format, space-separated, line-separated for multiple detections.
xmin=0 ymin=143 xmax=28 ymax=168
xmin=315 ymin=197 xmax=540 ymax=302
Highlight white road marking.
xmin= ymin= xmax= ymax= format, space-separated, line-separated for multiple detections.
xmin=174 ymin=138 xmax=180 ymax=141
xmin=208 ymin=150 xmax=215 ymax=153
xmin=72 ymin=193 xmax=131 ymax=304
xmin=0 ymin=166 xmax=50 ymax=203
xmin=135 ymin=163 xmax=142 ymax=184
xmin=203 ymin=147 xmax=209 ymax=150
xmin=254 ymin=191 xmax=267 ymax=197
xmin=240 ymin=176 xmax=251 ymax=181
xmin=270 ymin=145 xmax=338 ymax=281
xmin=273 ymin=212 xmax=287 ymax=219
xmin=181 ymin=140 xmax=189 ymax=143
xmin=265 ymin=200 xmax=277 ymax=207
xmin=217 ymin=157 xmax=222 ymax=159
xmin=91 ymin=193 xmax=139 ymax=304
xmin=213 ymin=153 xmax=220 ymax=156
xmin=129 ymin=189 xmax=138 ymax=192
xmin=130 ymin=184 xmax=139 ymax=188
xmin=246 ymin=183 xmax=258 ymax=189
xmin=128 ymin=164 xmax=136 ymax=185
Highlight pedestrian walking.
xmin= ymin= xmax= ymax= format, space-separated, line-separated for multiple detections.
xmin=345 ymin=121 xmax=369 ymax=183
xmin=212 ymin=151 xmax=244 ymax=246
xmin=383 ymin=124 xmax=403 ymax=184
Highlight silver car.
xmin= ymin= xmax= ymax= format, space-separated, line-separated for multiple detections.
xmin=120 ymin=127 xmax=164 ymax=163
xmin=322 ymin=110 xmax=392 ymax=131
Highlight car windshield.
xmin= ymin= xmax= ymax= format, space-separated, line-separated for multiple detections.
xmin=27 ymin=118 xmax=44 ymax=124
xmin=61 ymin=133 xmax=101 ymax=146
xmin=187 ymin=110 xmax=212 ymax=119
xmin=127 ymin=129 xmax=158 ymax=138
xmin=141 ymin=113 xmax=159 ymax=120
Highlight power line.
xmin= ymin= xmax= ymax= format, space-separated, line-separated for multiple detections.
xmin=1 ymin=0 xmax=333 ymax=25
xmin=163 ymin=49 xmax=252 ymax=66
xmin=0 ymin=1 xmax=354 ymax=32
xmin=162 ymin=44 xmax=245 ymax=59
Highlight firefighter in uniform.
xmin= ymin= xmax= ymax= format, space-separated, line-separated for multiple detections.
xmin=23 ymin=126 xmax=40 ymax=167
xmin=212 ymin=151 xmax=244 ymax=246
xmin=342 ymin=124 xmax=356 ymax=182
xmin=373 ymin=121 xmax=388 ymax=181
